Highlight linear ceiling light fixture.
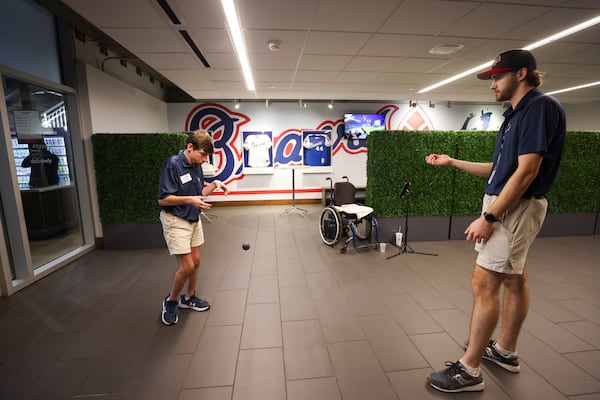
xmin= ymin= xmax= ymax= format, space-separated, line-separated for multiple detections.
xmin=546 ymin=81 xmax=600 ymax=95
xmin=222 ymin=0 xmax=255 ymax=91
xmin=418 ymin=15 xmax=600 ymax=94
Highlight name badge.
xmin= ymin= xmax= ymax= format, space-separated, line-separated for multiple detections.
xmin=180 ymin=173 xmax=192 ymax=184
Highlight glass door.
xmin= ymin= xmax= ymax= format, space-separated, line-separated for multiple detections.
xmin=2 ymin=75 xmax=83 ymax=270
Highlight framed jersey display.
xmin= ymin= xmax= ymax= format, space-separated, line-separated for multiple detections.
xmin=242 ymin=131 xmax=273 ymax=174
xmin=302 ymin=130 xmax=332 ymax=172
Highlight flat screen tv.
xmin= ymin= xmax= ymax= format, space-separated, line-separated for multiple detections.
xmin=343 ymin=113 xmax=385 ymax=139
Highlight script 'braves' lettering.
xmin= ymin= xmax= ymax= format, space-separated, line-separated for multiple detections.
xmin=185 ymin=103 xmax=381 ymax=182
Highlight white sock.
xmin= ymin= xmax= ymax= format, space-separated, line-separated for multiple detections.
xmin=494 ymin=342 xmax=517 ymax=357
xmin=459 ymin=358 xmax=481 ymax=377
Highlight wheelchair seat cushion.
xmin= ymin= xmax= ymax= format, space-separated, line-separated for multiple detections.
xmin=333 ymin=204 xmax=374 ymax=220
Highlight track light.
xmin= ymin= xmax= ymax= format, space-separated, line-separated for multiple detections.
xmin=429 ymin=100 xmax=435 ymax=108
xmin=234 ymin=99 xmax=240 ymax=109
xmin=409 ymin=100 xmax=417 ymax=107
xmin=298 ymin=99 xmax=306 ymax=108
xmin=328 ymin=100 xmax=334 ymax=109
xmin=265 ymin=99 xmax=270 ymax=107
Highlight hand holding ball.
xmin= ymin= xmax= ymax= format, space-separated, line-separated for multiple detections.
xmin=242 ymin=243 xmax=250 ymax=251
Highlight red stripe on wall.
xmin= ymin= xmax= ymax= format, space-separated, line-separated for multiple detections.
xmin=209 ymin=188 xmax=322 ymax=196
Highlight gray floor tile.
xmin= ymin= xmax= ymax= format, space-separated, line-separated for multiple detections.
xmin=247 ymin=274 xmax=280 ymax=304
xmin=1 ymin=206 xmax=599 ymax=399
xmin=127 ymin=353 xmax=192 ymax=400
xmin=564 ymin=350 xmax=600 ymax=381
xmin=282 ymin=319 xmax=334 ymax=380
xmin=383 ymin=293 xmax=443 ymax=335
xmin=524 ymin=310 xmax=595 ymax=353
xmin=182 ymin=325 xmax=242 ymax=388
xmin=519 ymin=331 xmax=600 ymax=396
xmin=233 ymin=348 xmax=286 ymax=400
xmin=241 ymin=302 xmax=282 ymax=349
xmin=314 ymin=296 xmax=366 ymax=343
xmin=206 ymin=289 xmax=247 ymax=326
xmin=328 ymin=341 xmax=397 ymax=400
xmin=286 ymin=377 xmax=342 ymax=400
xmin=219 ymin=266 xmax=251 ymax=290
xmin=358 ymin=314 xmax=429 ymax=371
xmin=279 ymin=285 xmax=318 ymax=321
xmin=559 ymin=320 xmax=600 ymax=348
xmin=178 ymin=386 xmax=233 ymax=400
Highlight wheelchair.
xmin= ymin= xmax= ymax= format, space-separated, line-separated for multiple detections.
xmin=319 ymin=176 xmax=379 ymax=253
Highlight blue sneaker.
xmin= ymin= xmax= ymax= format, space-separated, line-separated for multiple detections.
xmin=429 ymin=361 xmax=484 ymax=393
xmin=179 ymin=294 xmax=210 ymax=312
xmin=161 ymin=296 xmax=179 ymax=326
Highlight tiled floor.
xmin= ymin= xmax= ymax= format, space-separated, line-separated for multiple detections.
xmin=1 ymin=205 xmax=599 ymax=400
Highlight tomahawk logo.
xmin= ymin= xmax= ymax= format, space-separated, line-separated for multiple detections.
xmin=185 ymin=103 xmax=250 ymax=184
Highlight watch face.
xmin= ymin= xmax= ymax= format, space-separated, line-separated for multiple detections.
xmin=484 ymin=212 xmax=497 ymax=222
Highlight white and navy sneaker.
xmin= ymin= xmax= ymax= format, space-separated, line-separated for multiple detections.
xmin=161 ymin=296 xmax=179 ymax=326
xmin=179 ymin=294 xmax=210 ymax=312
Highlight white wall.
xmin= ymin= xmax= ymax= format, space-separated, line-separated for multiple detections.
xmin=84 ymin=64 xmax=168 ymax=133
xmin=564 ymin=101 xmax=600 ymax=131
xmin=78 ymin=64 xmax=169 ymax=237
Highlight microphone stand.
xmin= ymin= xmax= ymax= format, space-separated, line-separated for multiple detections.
xmin=387 ymin=182 xmax=438 ymax=259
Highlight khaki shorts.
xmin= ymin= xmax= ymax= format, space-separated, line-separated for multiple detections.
xmin=160 ymin=210 xmax=204 ymax=255
xmin=475 ymin=194 xmax=547 ymax=274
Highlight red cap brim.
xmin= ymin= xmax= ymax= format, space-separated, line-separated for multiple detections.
xmin=477 ymin=67 xmax=514 ymax=80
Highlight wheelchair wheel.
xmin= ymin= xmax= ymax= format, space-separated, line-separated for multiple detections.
xmin=319 ymin=207 xmax=342 ymax=246
xmin=353 ymin=217 xmax=373 ymax=240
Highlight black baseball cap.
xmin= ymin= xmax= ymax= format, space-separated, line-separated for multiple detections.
xmin=477 ymin=49 xmax=537 ymax=80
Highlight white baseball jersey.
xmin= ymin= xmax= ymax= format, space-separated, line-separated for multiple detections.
xmin=243 ymin=134 xmax=272 ymax=167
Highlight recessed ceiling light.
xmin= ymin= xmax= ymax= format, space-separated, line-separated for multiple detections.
xmin=429 ymin=44 xmax=464 ymax=55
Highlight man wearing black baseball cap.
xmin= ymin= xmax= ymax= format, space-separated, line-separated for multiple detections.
xmin=425 ymin=49 xmax=566 ymax=392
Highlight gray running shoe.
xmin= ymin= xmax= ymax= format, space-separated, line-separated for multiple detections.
xmin=483 ymin=340 xmax=521 ymax=373
xmin=464 ymin=339 xmax=521 ymax=373
xmin=429 ymin=361 xmax=485 ymax=393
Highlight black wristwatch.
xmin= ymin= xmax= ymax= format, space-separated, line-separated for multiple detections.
xmin=483 ymin=211 xmax=498 ymax=223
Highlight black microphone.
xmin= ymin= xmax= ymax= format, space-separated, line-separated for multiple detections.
xmin=399 ymin=181 xmax=411 ymax=197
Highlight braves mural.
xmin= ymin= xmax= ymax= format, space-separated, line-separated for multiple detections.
xmin=184 ymin=102 xmax=447 ymax=186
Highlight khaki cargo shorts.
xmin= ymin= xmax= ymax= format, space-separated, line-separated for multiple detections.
xmin=160 ymin=210 xmax=205 ymax=255
xmin=475 ymin=194 xmax=547 ymax=274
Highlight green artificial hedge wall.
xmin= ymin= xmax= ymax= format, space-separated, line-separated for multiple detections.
xmin=92 ymin=133 xmax=187 ymax=223
xmin=92 ymin=131 xmax=600 ymax=224
xmin=366 ymin=130 xmax=600 ymax=217
xmin=546 ymin=131 xmax=600 ymax=213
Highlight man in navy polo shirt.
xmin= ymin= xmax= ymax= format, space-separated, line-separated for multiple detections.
xmin=425 ymin=49 xmax=566 ymax=392
xmin=158 ymin=130 xmax=229 ymax=326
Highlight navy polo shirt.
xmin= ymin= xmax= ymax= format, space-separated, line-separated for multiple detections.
xmin=157 ymin=150 xmax=205 ymax=222
xmin=486 ymin=89 xmax=566 ymax=197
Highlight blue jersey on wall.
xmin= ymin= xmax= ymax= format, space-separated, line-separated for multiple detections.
xmin=303 ymin=133 xmax=331 ymax=166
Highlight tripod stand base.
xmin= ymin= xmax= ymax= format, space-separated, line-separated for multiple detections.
xmin=280 ymin=205 xmax=307 ymax=217
xmin=386 ymin=241 xmax=437 ymax=260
